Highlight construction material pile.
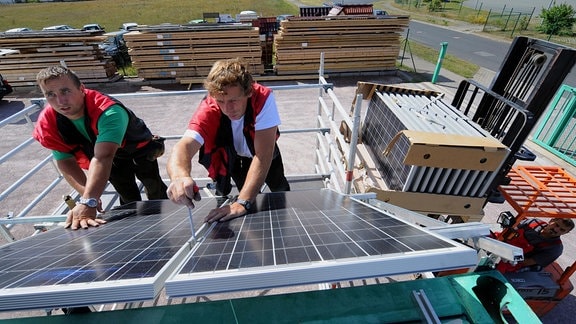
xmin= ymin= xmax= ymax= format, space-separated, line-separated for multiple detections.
xmin=123 ymin=24 xmax=263 ymax=81
xmin=274 ymin=15 xmax=409 ymax=75
xmin=0 ymin=30 xmax=118 ymax=87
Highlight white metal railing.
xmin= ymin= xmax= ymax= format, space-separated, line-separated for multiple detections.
xmin=0 ymin=65 xmax=365 ymax=244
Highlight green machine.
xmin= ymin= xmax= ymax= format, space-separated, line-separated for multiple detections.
xmin=3 ymin=271 xmax=539 ymax=324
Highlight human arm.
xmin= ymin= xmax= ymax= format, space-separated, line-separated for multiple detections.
xmin=204 ymin=125 xmax=277 ymax=223
xmin=166 ymin=136 xmax=203 ymax=207
xmin=65 ymin=141 xmax=118 ymax=229
xmin=518 ymin=258 xmax=539 ymax=267
xmin=56 ymin=157 xmax=88 ymax=194
xmin=519 ymin=244 xmax=563 ymax=269
xmin=65 ymin=105 xmax=128 ymax=229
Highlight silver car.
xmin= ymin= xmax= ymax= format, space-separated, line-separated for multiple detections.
xmin=42 ymin=25 xmax=77 ymax=31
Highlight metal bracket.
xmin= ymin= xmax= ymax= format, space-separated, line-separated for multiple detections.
xmin=321 ymin=83 xmax=334 ymax=92
xmin=30 ymin=99 xmax=46 ymax=109
xmin=0 ymin=215 xmax=67 ymax=225
xmin=428 ymin=222 xmax=490 ymax=240
xmin=0 ymin=224 xmax=15 ymax=242
xmin=412 ymin=289 xmax=441 ymax=324
xmin=472 ymin=236 xmax=524 ymax=263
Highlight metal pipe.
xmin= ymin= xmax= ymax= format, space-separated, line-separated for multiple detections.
xmin=345 ymin=94 xmax=363 ymax=194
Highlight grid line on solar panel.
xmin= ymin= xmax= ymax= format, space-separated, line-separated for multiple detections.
xmin=0 ymin=200 xmax=199 ymax=290
xmin=177 ymin=190 xmax=454 ymax=276
xmin=362 ymin=94 xmax=411 ymax=191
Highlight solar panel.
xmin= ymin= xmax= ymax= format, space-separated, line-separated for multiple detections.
xmin=0 ymin=200 xmax=206 ymax=311
xmin=165 ymin=189 xmax=477 ymax=297
xmin=361 ymin=89 xmax=506 ymax=197
xmin=0 ymin=190 xmax=476 ymax=311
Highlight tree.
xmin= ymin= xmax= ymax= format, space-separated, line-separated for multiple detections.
xmin=538 ymin=3 xmax=576 ymax=36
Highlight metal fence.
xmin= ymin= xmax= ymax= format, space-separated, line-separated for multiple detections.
xmin=533 ymin=85 xmax=576 ymax=167
xmin=482 ymin=7 xmax=536 ymax=36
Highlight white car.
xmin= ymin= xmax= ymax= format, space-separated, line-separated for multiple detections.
xmin=121 ymin=22 xmax=138 ymax=31
xmin=82 ymin=24 xmax=104 ymax=32
xmin=42 ymin=25 xmax=77 ymax=31
xmin=5 ymin=27 xmax=31 ymax=33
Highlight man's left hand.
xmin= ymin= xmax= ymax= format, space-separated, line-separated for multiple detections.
xmin=204 ymin=202 xmax=247 ymax=223
xmin=65 ymin=204 xmax=107 ymax=230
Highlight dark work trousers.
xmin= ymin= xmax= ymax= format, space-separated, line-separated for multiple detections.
xmin=231 ymin=151 xmax=291 ymax=194
xmin=108 ymin=156 xmax=168 ymax=205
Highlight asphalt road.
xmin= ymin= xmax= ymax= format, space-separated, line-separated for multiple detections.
xmin=463 ymin=0 xmax=568 ymax=11
xmin=406 ymin=20 xmax=509 ymax=71
xmin=405 ymin=20 xmax=576 ymax=87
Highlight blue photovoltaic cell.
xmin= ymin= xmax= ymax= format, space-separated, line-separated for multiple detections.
xmin=0 ymin=199 xmax=215 ymax=311
xmin=179 ymin=190 xmax=453 ymax=273
xmin=0 ymin=189 xmax=475 ymax=311
xmin=165 ymin=190 xmax=477 ymax=297
xmin=0 ymin=201 xmax=188 ymax=287
xmin=165 ymin=189 xmax=476 ymax=298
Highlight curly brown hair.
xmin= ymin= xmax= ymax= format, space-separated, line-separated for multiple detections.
xmin=204 ymin=58 xmax=254 ymax=97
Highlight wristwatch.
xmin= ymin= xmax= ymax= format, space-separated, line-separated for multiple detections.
xmin=235 ymin=198 xmax=252 ymax=212
xmin=78 ymin=197 xmax=98 ymax=208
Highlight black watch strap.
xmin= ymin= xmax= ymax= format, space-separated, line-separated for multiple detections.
xmin=236 ymin=198 xmax=252 ymax=211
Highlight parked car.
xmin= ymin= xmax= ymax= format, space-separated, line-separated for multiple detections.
xmin=81 ymin=24 xmax=104 ymax=32
xmin=42 ymin=25 xmax=77 ymax=31
xmin=121 ymin=22 xmax=138 ymax=31
xmin=188 ymin=19 xmax=207 ymax=24
xmin=5 ymin=27 xmax=31 ymax=33
xmin=0 ymin=74 xmax=13 ymax=101
xmin=99 ymin=30 xmax=130 ymax=67
xmin=99 ymin=30 xmax=127 ymax=54
xmin=276 ymin=14 xmax=294 ymax=22
xmin=218 ymin=14 xmax=236 ymax=23
xmin=374 ymin=9 xmax=389 ymax=17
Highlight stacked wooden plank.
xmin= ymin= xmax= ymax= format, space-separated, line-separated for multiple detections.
xmin=123 ymin=24 xmax=264 ymax=81
xmin=274 ymin=16 xmax=409 ymax=75
xmin=0 ymin=30 xmax=118 ymax=87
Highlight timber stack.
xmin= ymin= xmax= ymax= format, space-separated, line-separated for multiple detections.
xmin=0 ymin=30 xmax=118 ymax=87
xmin=274 ymin=15 xmax=409 ymax=75
xmin=123 ymin=24 xmax=263 ymax=82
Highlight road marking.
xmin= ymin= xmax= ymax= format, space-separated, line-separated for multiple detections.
xmin=475 ymin=51 xmax=496 ymax=57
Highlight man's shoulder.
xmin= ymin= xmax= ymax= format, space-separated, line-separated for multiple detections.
xmin=253 ymin=82 xmax=272 ymax=95
xmin=36 ymin=105 xmax=56 ymax=123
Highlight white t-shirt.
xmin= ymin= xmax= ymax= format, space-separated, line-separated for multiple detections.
xmin=184 ymin=92 xmax=280 ymax=158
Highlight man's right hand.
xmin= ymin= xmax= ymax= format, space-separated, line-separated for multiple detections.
xmin=167 ymin=177 xmax=202 ymax=207
xmin=65 ymin=204 xmax=107 ymax=230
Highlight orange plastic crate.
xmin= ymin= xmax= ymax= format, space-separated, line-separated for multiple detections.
xmin=499 ymin=166 xmax=576 ymax=219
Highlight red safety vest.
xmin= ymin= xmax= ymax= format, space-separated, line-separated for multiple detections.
xmin=188 ymin=83 xmax=278 ymax=182
xmin=33 ymin=89 xmax=151 ymax=169
xmin=493 ymin=219 xmax=561 ymax=273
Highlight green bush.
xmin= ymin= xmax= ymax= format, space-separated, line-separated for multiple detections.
xmin=470 ymin=15 xmax=487 ymax=24
xmin=537 ymin=3 xmax=576 ymax=36
xmin=428 ymin=0 xmax=442 ymax=12
xmin=519 ymin=16 xmax=529 ymax=31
